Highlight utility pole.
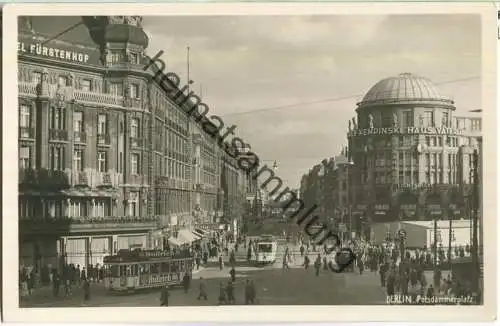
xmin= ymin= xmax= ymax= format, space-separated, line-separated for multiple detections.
xmin=471 ymin=149 xmax=480 ymax=298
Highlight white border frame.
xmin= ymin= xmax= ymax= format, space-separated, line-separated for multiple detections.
xmin=2 ymin=2 xmax=497 ymax=323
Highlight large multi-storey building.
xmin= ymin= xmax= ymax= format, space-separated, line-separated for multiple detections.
xmin=346 ymin=73 xmax=481 ymax=233
xmin=18 ymin=16 xmax=247 ymax=270
xmin=299 ymin=73 xmax=481 ymax=239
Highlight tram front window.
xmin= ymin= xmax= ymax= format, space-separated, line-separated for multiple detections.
xmin=161 ymin=262 xmax=171 ymax=273
xmin=171 ymin=261 xmax=179 ymax=273
xmin=110 ymin=265 xmax=120 ymax=277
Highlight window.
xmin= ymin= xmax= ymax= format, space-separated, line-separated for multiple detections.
xmin=129 ymin=192 xmax=139 ymax=217
xmin=422 ymin=111 xmax=434 ymax=127
xmin=441 ymin=112 xmax=449 ymax=127
xmin=73 ymin=149 xmax=83 ymax=171
xmin=81 ymin=79 xmax=91 ymax=92
xmin=131 ymin=154 xmax=139 ymax=175
xmin=69 ymin=199 xmax=86 ymax=218
xmin=32 ymin=71 xmax=42 ymax=84
xmin=58 ymin=75 xmax=68 ymax=87
xmin=110 ymin=52 xmax=121 ymax=64
xmin=109 ymin=82 xmax=123 ymax=96
xmin=402 ymin=110 xmax=413 ymax=127
xmin=130 ymin=118 xmax=139 ymax=138
xmin=73 ymin=112 xmax=83 ymax=132
xmin=130 ymin=83 xmax=139 ymax=99
xmin=119 ymin=152 xmax=123 ymax=173
xmin=471 ymin=119 xmax=481 ymax=131
xmin=130 ymin=53 xmax=138 ymax=64
xmin=49 ymin=147 xmax=65 ymax=170
xmin=51 ymin=107 xmax=65 ymax=129
xmin=94 ymin=200 xmax=107 ymax=217
xmin=19 ymin=146 xmax=30 ymax=169
xmin=98 ymin=114 xmax=107 ymax=135
xmin=97 ymin=151 xmax=107 ymax=172
xmin=20 ymin=104 xmax=31 ymax=130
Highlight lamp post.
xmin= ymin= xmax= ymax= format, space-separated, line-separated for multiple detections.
xmin=345 ymin=158 xmax=355 ymax=241
xmin=468 ymin=109 xmax=482 ymax=300
xmin=471 ymin=148 xmax=480 ymax=298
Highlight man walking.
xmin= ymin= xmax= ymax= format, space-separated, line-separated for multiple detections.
xmin=160 ymin=285 xmax=170 ymax=306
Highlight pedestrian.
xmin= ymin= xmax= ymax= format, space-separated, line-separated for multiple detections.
xmin=244 ymin=279 xmax=252 ymax=304
xmin=282 ymin=253 xmax=289 ymax=271
xmin=160 ymin=285 xmax=170 ymax=306
xmin=303 ymin=255 xmax=310 ymax=270
xmin=219 ymin=255 xmax=224 ymax=270
xmin=300 ymin=245 xmax=305 ymax=257
xmin=196 ymin=277 xmax=208 ymax=300
xmin=64 ymin=277 xmax=72 ymax=297
xmin=218 ymin=282 xmax=227 ymax=305
xmin=229 ymin=266 xmax=236 ymax=283
xmin=52 ymin=271 xmax=60 ymax=297
xmin=182 ymin=271 xmax=191 ymax=294
xmin=314 ymin=255 xmax=321 ymax=276
xmin=83 ymin=279 xmax=90 ymax=301
xmin=226 ymin=280 xmax=235 ymax=304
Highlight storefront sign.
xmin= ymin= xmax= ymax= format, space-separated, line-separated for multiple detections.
xmin=374 ymin=204 xmax=390 ymax=215
xmin=427 ymin=204 xmax=442 ymax=215
xmin=348 ymin=126 xmax=463 ymax=137
xmin=18 ymin=41 xmax=90 ymax=63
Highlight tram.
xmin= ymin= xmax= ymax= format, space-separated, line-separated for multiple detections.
xmin=103 ymin=249 xmax=194 ymax=293
xmin=255 ymin=234 xmax=278 ymax=265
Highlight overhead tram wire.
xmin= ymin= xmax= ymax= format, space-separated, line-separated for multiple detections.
xmin=221 ymin=75 xmax=481 ymax=118
xmin=40 ymin=21 xmax=85 ymax=46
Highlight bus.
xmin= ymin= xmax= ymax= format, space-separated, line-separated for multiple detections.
xmin=103 ymin=249 xmax=194 ymax=293
xmin=255 ymin=235 xmax=278 ymax=265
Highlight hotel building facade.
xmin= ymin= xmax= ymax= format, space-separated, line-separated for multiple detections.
xmin=17 ymin=16 xmax=251 ymax=270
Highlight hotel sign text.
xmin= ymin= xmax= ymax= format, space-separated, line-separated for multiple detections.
xmin=348 ymin=126 xmax=463 ymax=137
xmin=18 ymin=42 xmax=90 ymax=63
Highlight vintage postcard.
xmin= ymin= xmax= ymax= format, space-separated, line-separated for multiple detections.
xmin=2 ymin=2 xmax=497 ymax=323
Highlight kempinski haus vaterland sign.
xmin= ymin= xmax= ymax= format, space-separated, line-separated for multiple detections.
xmin=348 ymin=126 xmax=464 ymax=137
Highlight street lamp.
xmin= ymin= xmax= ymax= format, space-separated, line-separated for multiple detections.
xmin=345 ymin=159 xmax=355 ymax=242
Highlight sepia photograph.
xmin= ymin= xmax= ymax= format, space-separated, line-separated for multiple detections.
xmin=2 ymin=2 xmax=497 ymax=323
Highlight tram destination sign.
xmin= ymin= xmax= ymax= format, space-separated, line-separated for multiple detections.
xmin=348 ymin=126 xmax=463 ymax=137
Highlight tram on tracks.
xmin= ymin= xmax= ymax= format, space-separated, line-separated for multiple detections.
xmin=103 ymin=249 xmax=194 ymax=293
xmin=254 ymin=234 xmax=278 ymax=265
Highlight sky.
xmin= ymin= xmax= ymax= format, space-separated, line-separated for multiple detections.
xmin=26 ymin=14 xmax=482 ymax=188
xmin=143 ymin=14 xmax=482 ymax=188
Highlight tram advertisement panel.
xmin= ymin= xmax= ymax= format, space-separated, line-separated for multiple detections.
xmin=146 ymin=273 xmax=180 ymax=285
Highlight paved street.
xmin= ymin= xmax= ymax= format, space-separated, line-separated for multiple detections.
xmin=20 ymin=242 xmax=387 ymax=307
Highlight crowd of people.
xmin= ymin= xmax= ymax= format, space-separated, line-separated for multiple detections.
xmin=19 ymin=261 xmax=99 ymax=301
xmin=341 ymin=239 xmax=478 ymax=304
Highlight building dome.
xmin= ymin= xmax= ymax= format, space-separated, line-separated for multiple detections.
xmin=357 ymin=73 xmax=454 ymax=109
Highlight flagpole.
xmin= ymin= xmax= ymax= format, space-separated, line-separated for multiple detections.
xmin=187 ymin=46 xmax=190 ymax=93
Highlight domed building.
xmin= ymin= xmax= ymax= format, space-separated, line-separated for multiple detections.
xmin=347 ymin=73 xmax=481 ymax=237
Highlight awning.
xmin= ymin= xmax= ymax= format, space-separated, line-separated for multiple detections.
xmin=168 ymin=236 xmax=188 ymax=247
xmin=192 ymin=229 xmax=204 ymax=238
xmin=194 ymin=228 xmax=209 ymax=236
xmin=178 ymin=229 xmax=200 ymax=243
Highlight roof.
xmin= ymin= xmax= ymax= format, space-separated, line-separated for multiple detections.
xmin=358 ymin=73 xmax=454 ymax=109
